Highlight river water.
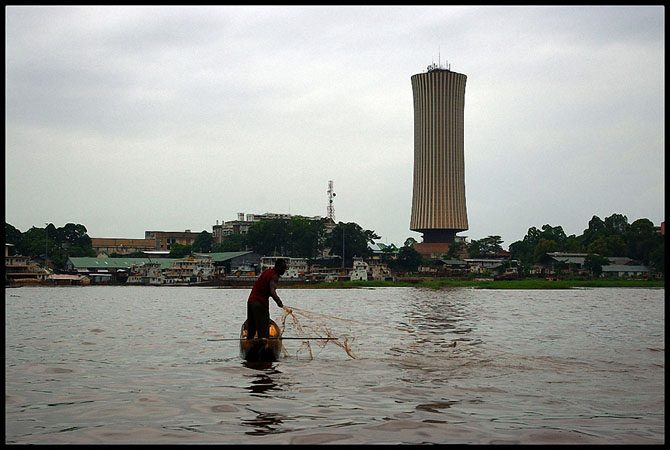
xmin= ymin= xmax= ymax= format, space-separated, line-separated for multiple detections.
xmin=4 ymin=286 xmax=664 ymax=444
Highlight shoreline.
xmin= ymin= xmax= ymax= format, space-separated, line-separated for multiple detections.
xmin=279 ymin=278 xmax=665 ymax=290
xmin=6 ymin=278 xmax=664 ymax=290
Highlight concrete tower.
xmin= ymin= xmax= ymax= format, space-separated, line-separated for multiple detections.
xmin=410 ymin=63 xmax=468 ymax=257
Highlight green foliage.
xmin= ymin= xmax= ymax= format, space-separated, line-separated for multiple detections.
xmin=509 ymin=224 xmax=570 ymax=265
xmin=192 ymin=230 xmax=213 ymax=253
xmin=286 ymin=217 xmax=328 ymax=257
xmin=169 ymin=243 xmax=192 ymax=258
xmin=583 ymin=253 xmax=610 ymax=276
xmin=5 ymin=211 xmax=663 ymax=278
xmin=5 ymin=223 xmax=22 ymax=247
xmin=328 ymin=222 xmax=380 ymax=266
xmin=213 ymin=233 xmax=247 ymax=252
xmin=468 ymin=235 xmax=503 ymax=258
xmin=507 ymin=213 xmax=663 ymax=277
xmin=243 ymin=217 xmax=331 ymax=258
xmin=445 ymin=240 xmax=466 ymax=259
xmin=379 ymin=243 xmax=399 ymax=263
xmin=245 ymin=219 xmax=290 ymax=256
xmin=392 ymin=244 xmax=423 ymax=272
xmin=4 ymin=222 xmax=96 ymax=270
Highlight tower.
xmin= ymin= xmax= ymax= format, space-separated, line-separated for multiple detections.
xmin=410 ymin=62 xmax=468 ymax=257
xmin=327 ymin=180 xmax=336 ymax=221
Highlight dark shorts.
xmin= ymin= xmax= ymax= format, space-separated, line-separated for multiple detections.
xmin=247 ymin=300 xmax=270 ymax=339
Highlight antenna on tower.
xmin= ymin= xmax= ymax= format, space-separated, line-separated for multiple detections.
xmin=327 ymin=180 xmax=336 ymax=221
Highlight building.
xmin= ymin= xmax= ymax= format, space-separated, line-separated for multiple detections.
xmin=91 ymin=231 xmax=202 ymax=255
xmin=66 ymin=256 xmax=173 ymax=283
xmin=5 ymin=243 xmax=49 ymax=284
xmin=601 ymin=265 xmax=651 ymax=278
xmin=162 ymin=255 xmax=215 ymax=284
xmin=91 ymin=238 xmax=156 ymax=256
xmin=464 ymin=259 xmax=519 ymax=275
xmin=349 ymin=258 xmax=369 ymax=281
xmin=145 ymin=230 xmax=202 ymax=251
xmin=260 ymin=256 xmax=308 ymax=279
xmin=410 ymin=62 xmax=468 ymax=258
xmin=194 ymin=251 xmax=260 ymax=274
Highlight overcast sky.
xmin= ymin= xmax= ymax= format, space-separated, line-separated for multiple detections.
xmin=5 ymin=5 xmax=665 ymax=249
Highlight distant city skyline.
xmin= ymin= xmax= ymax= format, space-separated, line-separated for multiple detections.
xmin=5 ymin=6 xmax=664 ymax=248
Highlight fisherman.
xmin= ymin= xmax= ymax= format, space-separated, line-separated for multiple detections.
xmin=246 ymin=258 xmax=287 ymax=340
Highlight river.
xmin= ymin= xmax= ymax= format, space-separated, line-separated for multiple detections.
xmin=4 ymin=286 xmax=664 ymax=444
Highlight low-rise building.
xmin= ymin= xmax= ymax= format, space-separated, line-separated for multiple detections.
xmin=195 ymin=251 xmax=260 ymax=275
xmin=5 ymin=243 xmax=50 ymax=284
xmin=260 ymin=256 xmax=308 ymax=279
xmin=145 ymin=230 xmax=202 ymax=251
xmin=128 ymin=262 xmax=163 ymax=285
xmin=66 ymin=256 xmax=176 ymax=283
xmin=601 ymin=264 xmax=650 ymax=278
xmin=349 ymin=258 xmax=368 ymax=281
xmin=368 ymin=261 xmax=394 ymax=280
xmin=162 ymin=255 xmax=215 ymax=284
xmin=91 ymin=238 xmax=156 ymax=256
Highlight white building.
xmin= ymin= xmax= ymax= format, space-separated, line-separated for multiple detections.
xmin=260 ymin=256 xmax=308 ymax=279
xmin=349 ymin=258 xmax=369 ymax=281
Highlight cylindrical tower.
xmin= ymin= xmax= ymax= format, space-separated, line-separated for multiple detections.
xmin=410 ymin=65 xmax=468 ymax=254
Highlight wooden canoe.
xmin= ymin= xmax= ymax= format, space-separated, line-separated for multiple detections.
xmin=239 ymin=319 xmax=282 ymax=362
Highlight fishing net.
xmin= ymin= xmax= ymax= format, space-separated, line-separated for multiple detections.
xmin=278 ymin=306 xmax=357 ymax=360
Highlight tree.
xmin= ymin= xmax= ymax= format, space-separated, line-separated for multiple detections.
xmin=445 ymin=240 xmax=466 ymax=259
xmin=468 ymin=235 xmax=503 ymax=258
xmin=604 ymin=213 xmax=629 ymax=235
xmin=169 ymin=243 xmax=192 ymax=258
xmin=5 ymin=223 xmax=22 ymax=247
xmin=509 ymin=239 xmax=534 ymax=266
xmin=393 ymin=244 xmax=423 ymax=273
xmin=626 ymin=218 xmax=659 ymax=264
xmin=56 ymin=223 xmax=95 ymax=259
xmin=584 ymin=253 xmax=610 ymax=277
xmin=581 ymin=215 xmax=606 ymax=248
xmin=213 ymin=233 xmax=247 ymax=252
xmin=379 ymin=243 xmax=399 ymax=263
xmin=245 ymin=219 xmax=291 ymax=256
xmin=20 ymin=226 xmax=52 ymax=259
xmin=648 ymin=243 xmax=665 ymax=273
xmin=328 ymin=222 xmax=380 ymax=266
xmin=192 ymin=230 xmax=213 ymax=253
xmin=533 ymin=238 xmax=558 ymax=263
xmin=287 ymin=217 xmax=327 ymax=258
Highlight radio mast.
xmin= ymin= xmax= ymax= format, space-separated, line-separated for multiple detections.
xmin=327 ymin=180 xmax=336 ymax=221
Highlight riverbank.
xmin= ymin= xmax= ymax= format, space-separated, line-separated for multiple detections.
xmin=283 ymin=278 xmax=665 ymax=290
xmin=6 ymin=278 xmax=664 ymax=290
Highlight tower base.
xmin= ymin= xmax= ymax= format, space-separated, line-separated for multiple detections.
xmin=414 ymin=242 xmax=452 ymax=258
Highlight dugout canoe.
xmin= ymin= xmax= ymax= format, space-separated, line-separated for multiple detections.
xmin=239 ymin=319 xmax=282 ymax=362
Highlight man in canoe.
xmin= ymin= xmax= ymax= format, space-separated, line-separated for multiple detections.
xmin=246 ymin=258 xmax=287 ymax=340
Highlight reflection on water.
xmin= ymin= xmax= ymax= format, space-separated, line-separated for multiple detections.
xmin=243 ymin=364 xmax=281 ymax=397
xmin=240 ymin=363 xmax=286 ymax=435
xmin=4 ymin=286 xmax=664 ymax=444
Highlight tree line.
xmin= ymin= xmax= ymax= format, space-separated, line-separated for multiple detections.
xmin=170 ymin=217 xmax=422 ymax=271
xmin=5 ymin=212 xmax=664 ymax=274
xmin=461 ymin=213 xmax=664 ymax=273
xmin=5 ymin=222 xmax=96 ymax=269
xmin=3 ymin=219 xmax=395 ymax=271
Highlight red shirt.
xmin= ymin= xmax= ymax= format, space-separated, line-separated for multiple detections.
xmin=247 ymin=268 xmax=278 ymax=306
